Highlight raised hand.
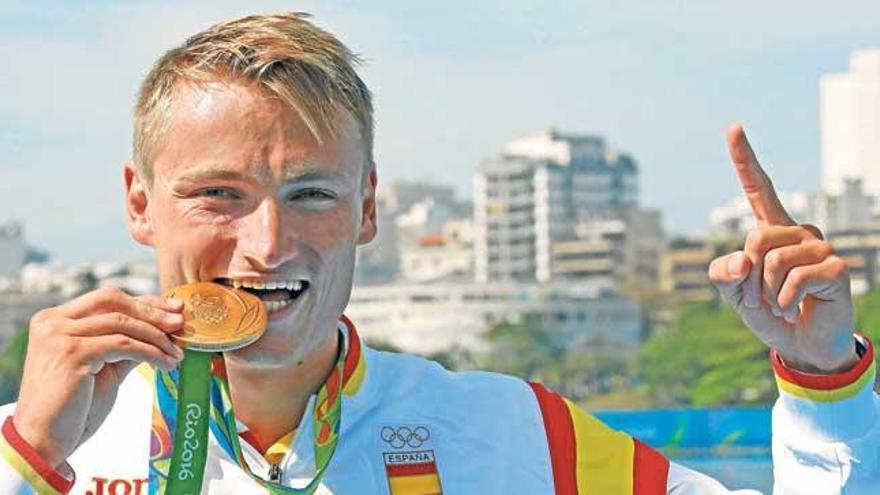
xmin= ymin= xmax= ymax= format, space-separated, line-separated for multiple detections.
xmin=707 ymin=125 xmax=859 ymax=374
xmin=12 ymin=287 xmax=185 ymax=468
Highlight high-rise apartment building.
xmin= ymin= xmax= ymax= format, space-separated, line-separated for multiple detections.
xmin=0 ymin=222 xmax=26 ymax=278
xmin=474 ymin=129 xmax=639 ymax=283
xmin=820 ymin=48 xmax=880 ymax=198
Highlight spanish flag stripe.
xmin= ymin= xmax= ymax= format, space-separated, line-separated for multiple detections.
xmin=632 ymin=439 xmax=669 ymax=495
xmin=388 ymin=473 xmax=442 ymax=494
xmin=564 ymin=398 xmax=634 ymax=494
xmin=775 ymin=361 xmax=876 ymax=402
xmin=771 ymin=334 xmax=873 ymax=391
xmin=386 ymin=462 xmax=438 ymax=477
xmin=528 ymin=382 xmax=578 ymax=495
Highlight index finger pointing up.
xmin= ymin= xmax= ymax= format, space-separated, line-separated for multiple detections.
xmin=727 ymin=124 xmax=794 ymax=227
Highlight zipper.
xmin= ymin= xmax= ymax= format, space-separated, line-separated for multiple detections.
xmin=268 ymin=463 xmax=282 ymax=483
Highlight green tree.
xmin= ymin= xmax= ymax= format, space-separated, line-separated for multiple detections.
xmin=480 ymin=321 xmax=562 ymax=382
xmin=855 ymin=288 xmax=880 ymax=343
xmin=638 ymin=301 xmax=775 ymax=407
xmin=479 ymin=320 xmax=628 ymax=400
xmin=639 ymin=288 xmax=880 ymax=408
xmin=0 ymin=330 xmax=29 ymax=404
xmin=363 ymin=338 xmax=403 ymax=354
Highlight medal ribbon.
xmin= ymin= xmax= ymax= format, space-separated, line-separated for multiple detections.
xmin=149 ymin=335 xmax=346 ymax=494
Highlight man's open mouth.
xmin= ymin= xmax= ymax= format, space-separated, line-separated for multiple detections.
xmin=214 ymin=278 xmax=310 ymax=312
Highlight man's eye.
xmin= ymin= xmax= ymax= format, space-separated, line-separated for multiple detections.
xmin=291 ymin=189 xmax=335 ymax=201
xmin=198 ymin=188 xmax=237 ymax=199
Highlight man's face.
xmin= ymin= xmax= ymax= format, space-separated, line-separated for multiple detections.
xmin=125 ymin=80 xmax=376 ymax=367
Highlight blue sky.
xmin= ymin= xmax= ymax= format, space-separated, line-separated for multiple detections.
xmin=2 ymin=0 xmax=879 ymax=264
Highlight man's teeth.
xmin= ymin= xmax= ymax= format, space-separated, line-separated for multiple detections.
xmin=264 ymin=299 xmax=294 ymax=312
xmin=230 ymin=280 xmax=305 ymax=291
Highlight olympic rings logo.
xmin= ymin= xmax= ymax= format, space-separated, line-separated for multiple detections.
xmin=380 ymin=425 xmax=430 ymax=449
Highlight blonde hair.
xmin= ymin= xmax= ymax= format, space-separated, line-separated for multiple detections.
xmin=133 ymin=12 xmax=374 ymax=183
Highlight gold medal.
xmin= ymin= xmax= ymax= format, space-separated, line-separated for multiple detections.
xmin=164 ymin=282 xmax=267 ymax=352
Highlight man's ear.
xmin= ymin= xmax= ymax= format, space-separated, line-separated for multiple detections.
xmin=124 ymin=161 xmax=155 ymax=247
xmin=357 ymin=165 xmax=378 ymax=245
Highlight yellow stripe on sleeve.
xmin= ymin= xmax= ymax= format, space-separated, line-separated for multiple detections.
xmin=564 ymin=398 xmax=635 ymax=495
xmin=0 ymin=440 xmax=64 ymax=495
xmin=776 ymin=361 xmax=876 ymax=403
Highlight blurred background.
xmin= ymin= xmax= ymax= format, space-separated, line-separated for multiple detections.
xmin=3 ymin=1 xmax=880 ymax=491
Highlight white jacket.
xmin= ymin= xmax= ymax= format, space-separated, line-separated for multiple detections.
xmin=0 ymin=317 xmax=877 ymax=494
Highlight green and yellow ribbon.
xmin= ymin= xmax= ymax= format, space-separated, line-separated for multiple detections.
xmin=149 ymin=335 xmax=345 ymax=494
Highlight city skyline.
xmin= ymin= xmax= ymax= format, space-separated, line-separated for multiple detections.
xmin=2 ymin=1 xmax=880 ymax=264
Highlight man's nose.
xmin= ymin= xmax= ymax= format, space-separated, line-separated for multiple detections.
xmin=239 ymin=198 xmax=293 ymax=270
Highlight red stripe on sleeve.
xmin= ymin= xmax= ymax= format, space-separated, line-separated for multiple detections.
xmin=528 ymin=382 xmax=578 ymax=495
xmin=771 ymin=335 xmax=873 ymax=390
xmin=632 ymin=439 xmax=669 ymax=495
xmin=1 ymin=416 xmax=75 ymax=493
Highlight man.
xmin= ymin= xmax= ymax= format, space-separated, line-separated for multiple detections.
xmin=0 ymin=12 xmax=876 ymax=495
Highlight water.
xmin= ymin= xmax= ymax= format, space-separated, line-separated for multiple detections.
xmin=674 ymin=454 xmax=773 ymax=494
xmin=594 ymin=406 xmax=772 ymax=448
xmin=594 ymin=407 xmax=774 ymax=492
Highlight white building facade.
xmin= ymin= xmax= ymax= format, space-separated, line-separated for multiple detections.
xmin=474 ymin=129 xmax=640 ymax=283
xmin=820 ymin=48 xmax=880 ymax=199
xmin=345 ymin=282 xmax=642 ymax=356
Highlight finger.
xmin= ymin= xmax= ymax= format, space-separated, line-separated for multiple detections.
xmin=80 ymin=334 xmax=181 ymax=373
xmin=777 ymin=256 xmax=849 ymax=323
xmin=763 ymin=241 xmax=834 ymax=316
xmin=71 ymin=313 xmax=184 ymax=359
xmin=800 ymin=223 xmax=825 ymax=241
xmin=742 ymin=226 xmax=816 ymax=308
xmin=61 ymin=287 xmax=184 ymax=332
xmin=708 ymin=250 xmax=752 ymax=305
xmin=135 ymin=294 xmax=184 ymax=313
xmin=122 ymin=297 xmax=185 ymax=333
xmin=727 ymin=124 xmax=794 ymax=227
xmin=59 ymin=286 xmax=131 ymax=317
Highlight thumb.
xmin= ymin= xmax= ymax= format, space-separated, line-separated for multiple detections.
xmin=708 ymin=251 xmax=751 ymax=302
